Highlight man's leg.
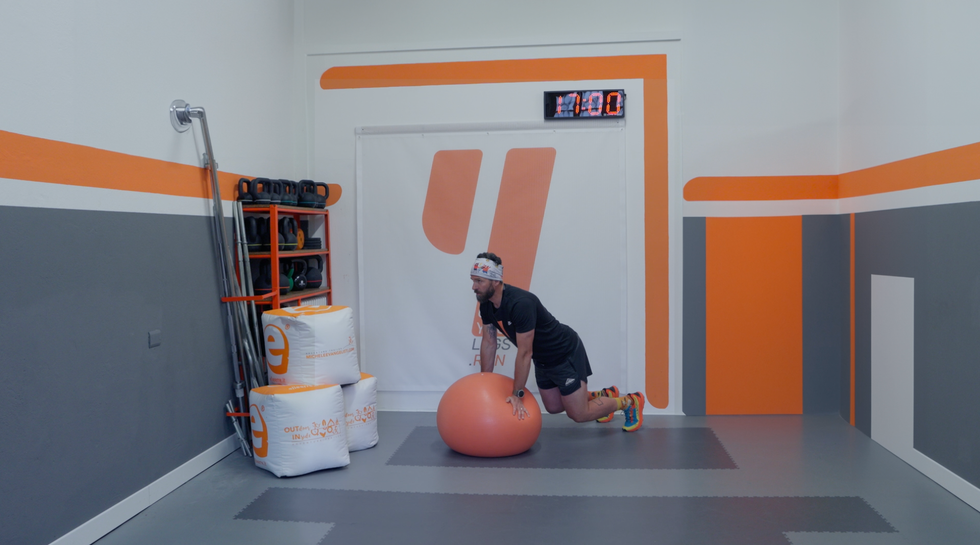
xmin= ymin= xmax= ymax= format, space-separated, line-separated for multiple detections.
xmin=562 ymin=382 xmax=645 ymax=431
xmin=591 ymin=386 xmax=619 ymax=423
xmin=538 ymin=387 xmax=565 ymax=414
xmin=561 ymin=382 xmax=625 ymax=422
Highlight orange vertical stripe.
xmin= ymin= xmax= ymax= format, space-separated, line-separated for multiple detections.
xmin=422 ymin=150 xmax=483 ymax=255
xmin=850 ymin=213 xmax=856 ymax=426
xmin=705 ymin=216 xmax=803 ymax=414
xmin=644 ymin=77 xmax=670 ymax=409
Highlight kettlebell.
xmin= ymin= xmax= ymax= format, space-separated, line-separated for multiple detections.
xmin=267 ymin=180 xmax=283 ymax=205
xmin=291 ymin=259 xmax=308 ymax=291
xmin=305 ymin=255 xmax=323 ymax=289
xmin=237 ymin=178 xmax=254 ymax=204
xmin=244 ymin=216 xmax=262 ymax=253
xmin=271 ymin=216 xmax=286 ymax=251
xmin=280 ymin=179 xmax=299 ymax=207
xmin=257 ymin=217 xmax=271 ymax=252
xmin=298 ymin=180 xmax=317 ymax=208
xmin=279 ymin=217 xmax=297 ymax=250
xmin=253 ymin=260 xmax=273 ymax=295
xmin=279 ymin=217 xmax=298 ymax=251
xmin=315 ymin=182 xmax=330 ymax=209
xmin=252 ymin=178 xmax=272 ymax=205
xmin=279 ymin=261 xmax=293 ymax=293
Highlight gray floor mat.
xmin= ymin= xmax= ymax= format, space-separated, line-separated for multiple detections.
xmin=237 ymin=488 xmax=894 ymax=545
xmin=386 ymin=425 xmax=737 ymax=469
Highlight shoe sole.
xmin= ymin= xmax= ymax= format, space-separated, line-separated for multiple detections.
xmin=622 ymin=392 xmax=645 ymax=432
xmin=595 ymin=386 xmax=620 ymax=423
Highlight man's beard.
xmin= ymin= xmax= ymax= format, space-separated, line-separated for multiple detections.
xmin=476 ymin=283 xmax=496 ymax=303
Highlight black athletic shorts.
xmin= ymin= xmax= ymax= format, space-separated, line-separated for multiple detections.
xmin=534 ymin=336 xmax=593 ymax=396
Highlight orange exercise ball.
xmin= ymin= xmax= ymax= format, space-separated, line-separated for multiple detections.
xmin=437 ymin=372 xmax=542 ymax=457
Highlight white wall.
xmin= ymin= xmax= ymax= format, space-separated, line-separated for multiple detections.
xmin=297 ymin=0 xmax=841 ymax=299
xmin=840 ymin=0 xmax=980 ymax=171
xmin=0 ymin=0 xmax=297 ymax=179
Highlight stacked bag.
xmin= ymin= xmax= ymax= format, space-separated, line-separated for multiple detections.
xmin=249 ymin=306 xmax=378 ymax=477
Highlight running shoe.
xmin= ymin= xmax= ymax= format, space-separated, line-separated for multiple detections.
xmin=622 ymin=392 xmax=645 ymax=432
xmin=593 ymin=386 xmax=620 ymax=422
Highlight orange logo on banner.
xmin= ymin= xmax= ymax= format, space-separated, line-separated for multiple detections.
xmin=250 ymin=404 xmax=269 ymax=458
xmin=420 ymin=147 xmax=557 ymax=337
xmin=264 ymin=324 xmax=289 ymax=374
xmin=346 ymin=405 xmax=377 ymax=426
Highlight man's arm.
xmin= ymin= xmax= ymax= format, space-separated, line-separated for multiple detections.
xmin=507 ymin=329 xmax=534 ymax=419
xmin=480 ymin=323 xmax=498 ymax=373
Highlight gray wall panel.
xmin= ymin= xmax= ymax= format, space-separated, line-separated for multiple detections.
xmin=682 ymin=217 xmax=706 ymax=416
xmin=0 ymin=206 xmax=234 ymax=545
xmin=856 ymin=202 xmax=980 ymax=490
xmin=839 ymin=215 xmax=851 ymax=421
xmin=801 ymin=215 xmax=843 ymax=413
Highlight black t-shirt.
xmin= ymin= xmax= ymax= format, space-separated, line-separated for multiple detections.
xmin=479 ymin=284 xmax=578 ymax=367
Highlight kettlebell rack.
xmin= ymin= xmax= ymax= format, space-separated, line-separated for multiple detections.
xmin=227 ymin=203 xmax=332 ymax=309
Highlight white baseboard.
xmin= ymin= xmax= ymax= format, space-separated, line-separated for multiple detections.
xmin=903 ymin=446 xmax=980 ymax=513
xmin=49 ymin=435 xmax=239 ymax=545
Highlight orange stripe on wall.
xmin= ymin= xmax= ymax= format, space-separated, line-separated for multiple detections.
xmin=320 ymin=57 xmax=666 ymax=89
xmin=839 ymin=141 xmax=980 ymax=198
xmin=705 ymin=216 xmax=803 ymax=414
xmin=0 ymin=130 xmax=238 ymax=200
xmin=685 ymin=141 xmax=980 ymax=203
xmin=321 ymin=56 xmax=672 ymax=408
xmin=684 ymin=175 xmax=839 ymax=201
xmin=0 ymin=129 xmax=343 ymax=206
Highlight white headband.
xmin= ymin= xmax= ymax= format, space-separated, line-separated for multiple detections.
xmin=471 ymin=258 xmax=503 ymax=281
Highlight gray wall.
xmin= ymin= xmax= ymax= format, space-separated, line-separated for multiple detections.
xmin=801 ymin=215 xmax=845 ymax=414
xmin=854 ymin=202 xmax=980 ymax=489
xmin=682 ymin=217 xmax=707 ymax=416
xmin=0 ymin=206 xmax=234 ymax=545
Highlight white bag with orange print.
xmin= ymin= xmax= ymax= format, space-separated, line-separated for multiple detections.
xmin=248 ymin=384 xmax=350 ymax=477
xmin=261 ymin=306 xmax=360 ymax=386
xmin=342 ymin=373 xmax=379 ymax=452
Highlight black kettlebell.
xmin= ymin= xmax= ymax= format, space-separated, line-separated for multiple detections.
xmin=298 ymin=180 xmax=317 ymax=208
xmin=257 ymin=217 xmax=270 ymax=251
xmin=279 ymin=261 xmax=293 ymax=293
xmin=278 ymin=217 xmax=297 ymax=251
xmin=244 ymin=216 xmax=262 ymax=253
xmin=252 ymin=178 xmax=272 ymax=205
xmin=291 ymin=259 xmax=308 ymax=291
xmin=306 ymin=255 xmax=323 ymax=289
xmin=253 ymin=260 xmax=273 ymax=295
xmin=280 ymin=179 xmax=299 ymax=206
xmin=271 ymin=216 xmax=286 ymax=251
xmin=267 ymin=180 xmax=282 ymax=205
xmin=315 ymin=182 xmax=330 ymax=209
xmin=237 ymin=178 xmax=254 ymax=204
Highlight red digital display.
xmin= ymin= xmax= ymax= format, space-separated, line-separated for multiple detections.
xmin=544 ymin=89 xmax=626 ymax=119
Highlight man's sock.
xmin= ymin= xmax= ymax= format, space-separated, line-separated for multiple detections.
xmin=615 ymin=396 xmax=633 ymax=411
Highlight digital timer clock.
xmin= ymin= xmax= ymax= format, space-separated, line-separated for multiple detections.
xmin=544 ymin=89 xmax=626 ymax=119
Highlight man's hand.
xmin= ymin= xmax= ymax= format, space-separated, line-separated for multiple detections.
xmin=506 ymin=395 xmax=529 ymax=420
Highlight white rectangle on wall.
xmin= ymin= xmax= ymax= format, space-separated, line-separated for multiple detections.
xmin=870 ymin=274 xmax=915 ymax=454
xmin=869 ymin=274 xmax=980 ymax=512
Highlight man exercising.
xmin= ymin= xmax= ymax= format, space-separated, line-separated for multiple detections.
xmin=470 ymin=252 xmax=644 ymax=432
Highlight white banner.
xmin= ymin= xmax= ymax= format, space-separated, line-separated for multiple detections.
xmin=356 ymin=127 xmax=627 ymax=408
